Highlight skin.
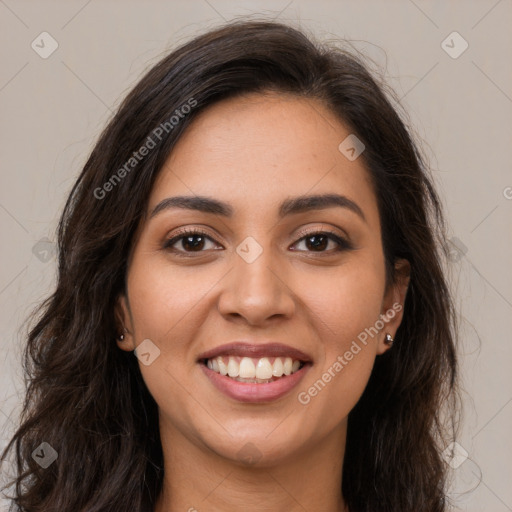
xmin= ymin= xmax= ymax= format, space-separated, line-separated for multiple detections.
xmin=116 ymin=92 xmax=410 ymax=512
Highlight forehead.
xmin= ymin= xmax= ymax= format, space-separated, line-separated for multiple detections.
xmin=149 ymin=92 xmax=378 ymax=225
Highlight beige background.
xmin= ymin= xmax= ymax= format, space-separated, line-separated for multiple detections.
xmin=0 ymin=1 xmax=511 ymax=511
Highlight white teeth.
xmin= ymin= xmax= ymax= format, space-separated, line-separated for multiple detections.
xmin=283 ymin=357 xmax=293 ymax=376
xmin=272 ymin=357 xmax=284 ymax=376
xmin=217 ymin=357 xmax=228 ymax=376
xmin=227 ymin=357 xmax=239 ymax=377
xmin=206 ymin=355 xmax=305 ymax=380
xmin=232 ymin=377 xmax=273 ymax=383
xmin=239 ymin=357 xmax=256 ymax=378
xmin=255 ymin=357 xmax=273 ymax=379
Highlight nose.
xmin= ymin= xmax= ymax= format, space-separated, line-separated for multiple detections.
xmin=217 ymin=248 xmax=296 ymax=326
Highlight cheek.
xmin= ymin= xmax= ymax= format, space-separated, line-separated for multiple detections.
xmin=294 ymin=254 xmax=384 ymax=418
xmin=301 ymin=254 xmax=385 ymax=352
xmin=296 ymin=343 xmax=374 ymax=440
xmin=126 ymin=254 xmax=215 ymax=410
xmin=127 ymin=254 xmax=215 ymax=342
xmin=127 ymin=260 xmax=209 ymax=432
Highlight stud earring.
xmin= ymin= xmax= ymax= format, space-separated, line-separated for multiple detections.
xmin=384 ymin=333 xmax=394 ymax=347
xmin=117 ymin=327 xmax=128 ymax=341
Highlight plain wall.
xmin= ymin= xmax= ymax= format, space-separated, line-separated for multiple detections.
xmin=1 ymin=1 xmax=511 ymax=511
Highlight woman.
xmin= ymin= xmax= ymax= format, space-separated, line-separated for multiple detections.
xmin=1 ymin=20 xmax=459 ymax=512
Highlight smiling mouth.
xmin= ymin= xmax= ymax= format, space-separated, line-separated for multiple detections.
xmin=200 ymin=356 xmax=307 ymax=384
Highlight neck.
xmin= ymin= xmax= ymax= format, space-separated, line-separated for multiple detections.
xmin=154 ymin=417 xmax=348 ymax=512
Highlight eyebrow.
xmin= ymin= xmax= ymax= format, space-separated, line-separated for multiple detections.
xmin=150 ymin=193 xmax=366 ymax=223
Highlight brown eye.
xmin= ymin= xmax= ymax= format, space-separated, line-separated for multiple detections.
xmin=304 ymin=234 xmax=329 ymax=251
xmin=164 ymin=230 xmax=220 ymax=253
xmin=178 ymin=234 xmax=207 ymax=251
xmin=292 ymin=231 xmax=352 ymax=253
xmin=164 ymin=229 xmax=352 ymax=256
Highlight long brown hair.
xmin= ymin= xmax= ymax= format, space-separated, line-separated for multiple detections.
xmin=2 ymin=20 xmax=458 ymax=512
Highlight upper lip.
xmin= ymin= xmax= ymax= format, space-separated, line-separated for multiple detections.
xmin=197 ymin=342 xmax=313 ymax=363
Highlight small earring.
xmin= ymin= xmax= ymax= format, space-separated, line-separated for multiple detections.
xmin=118 ymin=327 xmax=128 ymax=341
xmin=384 ymin=333 xmax=394 ymax=347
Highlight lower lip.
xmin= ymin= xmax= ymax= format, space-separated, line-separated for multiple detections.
xmin=199 ymin=362 xmax=311 ymax=403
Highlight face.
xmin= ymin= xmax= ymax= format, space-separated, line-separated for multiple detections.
xmin=117 ymin=92 xmax=409 ymax=467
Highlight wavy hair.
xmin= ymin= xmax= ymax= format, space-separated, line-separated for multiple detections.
xmin=2 ymin=20 xmax=458 ymax=512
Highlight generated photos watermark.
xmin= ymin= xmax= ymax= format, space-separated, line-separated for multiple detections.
xmin=93 ymin=97 xmax=197 ymax=200
xmin=297 ymin=302 xmax=402 ymax=405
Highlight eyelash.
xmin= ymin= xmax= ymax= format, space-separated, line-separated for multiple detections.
xmin=163 ymin=227 xmax=353 ymax=257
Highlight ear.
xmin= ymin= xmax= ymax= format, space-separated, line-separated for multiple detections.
xmin=115 ymin=293 xmax=135 ymax=351
xmin=377 ymin=258 xmax=411 ymax=355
